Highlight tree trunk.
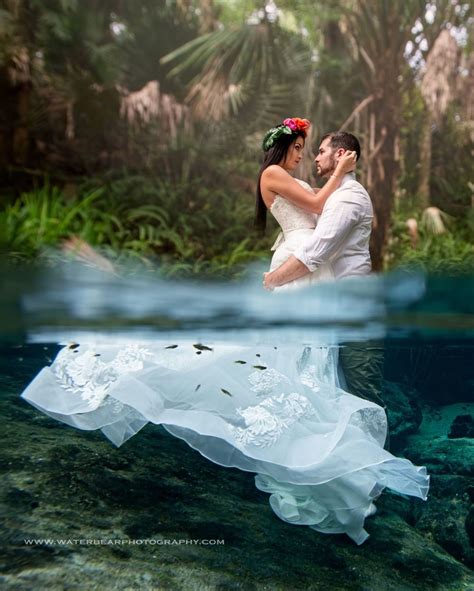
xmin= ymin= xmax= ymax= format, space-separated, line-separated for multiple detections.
xmin=199 ymin=0 xmax=216 ymax=33
xmin=366 ymin=92 xmax=401 ymax=271
xmin=418 ymin=112 xmax=432 ymax=209
xmin=344 ymin=0 xmax=434 ymax=270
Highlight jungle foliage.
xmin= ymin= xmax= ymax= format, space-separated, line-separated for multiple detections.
xmin=1 ymin=0 xmax=472 ymax=276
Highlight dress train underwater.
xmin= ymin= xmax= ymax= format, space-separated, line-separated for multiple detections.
xmin=21 ymin=338 xmax=429 ymax=545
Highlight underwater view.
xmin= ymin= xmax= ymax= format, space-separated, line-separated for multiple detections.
xmin=0 ymin=264 xmax=473 ymax=590
xmin=1 ymin=2 xmax=473 ymax=589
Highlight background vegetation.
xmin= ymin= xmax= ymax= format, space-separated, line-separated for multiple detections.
xmin=0 ymin=0 xmax=472 ymax=277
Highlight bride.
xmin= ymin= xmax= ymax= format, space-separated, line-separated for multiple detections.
xmin=256 ymin=117 xmax=356 ymax=289
xmin=20 ymin=118 xmax=429 ymax=546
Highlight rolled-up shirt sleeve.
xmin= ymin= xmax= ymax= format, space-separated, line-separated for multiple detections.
xmin=294 ymin=191 xmax=362 ymax=272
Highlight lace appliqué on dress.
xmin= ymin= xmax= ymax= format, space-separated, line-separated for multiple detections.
xmin=229 ymin=393 xmax=317 ymax=448
xmin=53 ymin=344 xmax=152 ymax=410
xmin=351 ymin=407 xmax=387 ymax=441
xmin=248 ymin=367 xmax=290 ymax=397
xmin=299 ymin=365 xmax=321 ymax=393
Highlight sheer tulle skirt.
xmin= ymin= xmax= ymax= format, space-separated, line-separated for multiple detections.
xmin=21 ymin=339 xmax=429 ymax=545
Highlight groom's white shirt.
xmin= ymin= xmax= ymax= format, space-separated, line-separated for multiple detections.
xmin=294 ymin=172 xmax=373 ymax=279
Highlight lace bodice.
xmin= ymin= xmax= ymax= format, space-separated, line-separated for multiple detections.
xmin=270 ymin=179 xmax=317 ymax=234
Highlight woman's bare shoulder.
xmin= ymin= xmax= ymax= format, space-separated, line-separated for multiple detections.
xmin=261 ymin=165 xmax=288 ymax=180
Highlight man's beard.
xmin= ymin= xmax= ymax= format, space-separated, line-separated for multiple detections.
xmin=318 ymin=154 xmax=337 ymax=178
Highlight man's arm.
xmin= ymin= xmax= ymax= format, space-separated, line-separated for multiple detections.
xmin=264 ymin=190 xmax=362 ymax=289
xmin=263 ymin=256 xmax=309 ymax=289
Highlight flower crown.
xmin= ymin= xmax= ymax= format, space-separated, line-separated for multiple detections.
xmin=262 ymin=117 xmax=311 ymax=152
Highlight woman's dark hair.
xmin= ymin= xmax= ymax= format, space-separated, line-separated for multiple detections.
xmin=255 ymin=130 xmax=305 ymax=233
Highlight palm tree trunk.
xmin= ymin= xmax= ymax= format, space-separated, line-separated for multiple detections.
xmin=366 ymin=92 xmax=401 ymax=271
xmin=418 ymin=113 xmax=432 ymax=209
xmin=199 ymin=0 xmax=216 ymax=33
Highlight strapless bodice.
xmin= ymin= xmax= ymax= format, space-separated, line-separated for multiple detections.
xmin=270 ymin=179 xmax=317 ymax=234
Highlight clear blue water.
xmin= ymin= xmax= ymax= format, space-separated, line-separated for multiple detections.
xmin=1 ymin=262 xmax=473 ymax=590
xmin=2 ymin=262 xmax=473 ymax=342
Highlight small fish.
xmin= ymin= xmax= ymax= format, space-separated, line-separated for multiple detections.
xmin=252 ymin=365 xmax=267 ymax=370
xmin=195 ymin=384 xmax=201 ymax=392
xmin=165 ymin=345 xmax=178 ymax=349
xmin=221 ymin=388 xmax=232 ymax=397
xmin=196 ymin=351 xmax=202 ymax=355
xmin=68 ymin=343 xmax=79 ymax=350
xmin=193 ymin=343 xmax=213 ymax=352
xmin=94 ymin=353 xmax=101 ymax=357
xmin=256 ymin=353 xmax=261 ymax=357
xmin=234 ymin=360 xmax=247 ymax=364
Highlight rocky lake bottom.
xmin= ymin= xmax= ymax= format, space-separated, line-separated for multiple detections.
xmin=0 ymin=344 xmax=473 ymax=591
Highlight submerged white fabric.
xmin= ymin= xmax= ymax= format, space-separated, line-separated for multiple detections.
xmin=21 ymin=340 xmax=429 ymax=545
xmin=20 ymin=189 xmax=428 ymax=545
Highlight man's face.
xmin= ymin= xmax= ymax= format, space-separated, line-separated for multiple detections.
xmin=314 ymin=138 xmax=337 ymax=178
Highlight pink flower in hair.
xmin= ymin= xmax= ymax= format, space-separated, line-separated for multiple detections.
xmin=283 ymin=118 xmax=298 ymax=131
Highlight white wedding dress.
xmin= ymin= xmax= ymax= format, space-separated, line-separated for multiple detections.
xmin=269 ymin=180 xmax=334 ymax=289
xmin=20 ymin=182 xmax=429 ymax=545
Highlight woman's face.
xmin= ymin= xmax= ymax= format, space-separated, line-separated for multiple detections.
xmin=280 ymin=136 xmax=305 ymax=172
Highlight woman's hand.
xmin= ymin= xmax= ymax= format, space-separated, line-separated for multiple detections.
xmin=334 ymin=150 xmax=357 ymax=176
xmin=263 ymin=272 xmax=275 ymax=291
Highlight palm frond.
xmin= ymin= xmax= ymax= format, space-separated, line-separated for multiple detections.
xmin=161 ymin=21 xmax=312 ymax=121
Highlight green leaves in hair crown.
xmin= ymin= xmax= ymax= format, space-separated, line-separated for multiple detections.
xmin=262 ymin=117 xmax=311 ymax=152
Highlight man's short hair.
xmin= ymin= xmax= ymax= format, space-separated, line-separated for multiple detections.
xmin=321 ymin=131 xmax=361 ymax=160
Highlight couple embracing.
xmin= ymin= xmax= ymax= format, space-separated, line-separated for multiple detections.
xmin=256 ymin=118 xmax=371 ymax=290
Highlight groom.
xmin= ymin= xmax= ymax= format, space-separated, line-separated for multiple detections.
xmin=263 ymin=131 xmax=372 ymax=287
xmin=264 ymin=131 xmax=389 ymax=447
